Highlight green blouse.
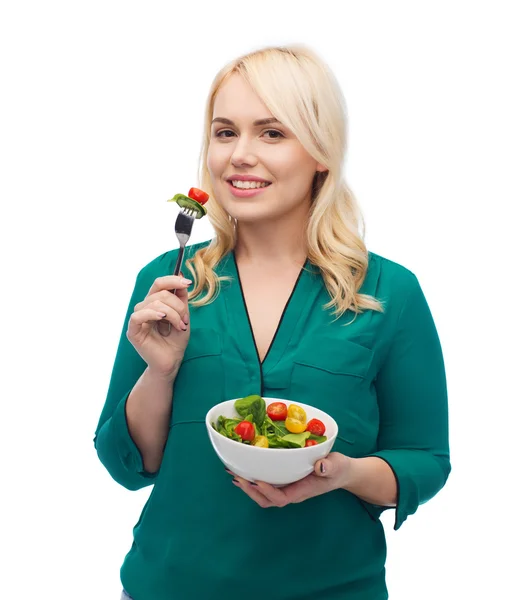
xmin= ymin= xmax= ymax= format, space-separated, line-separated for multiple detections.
xmin=94 ymin=240 xmax=450 ymax=600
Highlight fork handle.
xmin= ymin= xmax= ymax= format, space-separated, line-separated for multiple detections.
xmin=157 ymin=244 xmax=187 ymax=336
xmin=170 ymin=244 xmax=186 ymax=296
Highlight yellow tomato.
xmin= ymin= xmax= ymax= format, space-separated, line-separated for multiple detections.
xmin=287 ymin=404 xmax=307 ymax=423
xmin=285 ymin=417 xmax=307 ymax=434
xmin=253 ymin=435 xmax=269 ymax=448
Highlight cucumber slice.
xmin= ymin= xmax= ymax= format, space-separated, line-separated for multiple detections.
xmin=167 ymin=194 xmax=207 ymax=219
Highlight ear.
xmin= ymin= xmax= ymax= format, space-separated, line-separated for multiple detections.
xmin=316 ymin=162 xmax=328 ymax=173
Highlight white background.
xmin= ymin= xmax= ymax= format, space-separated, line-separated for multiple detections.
xmin=1 ymin=1 xmax=518 ymax=598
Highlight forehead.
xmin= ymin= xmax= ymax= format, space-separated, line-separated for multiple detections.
xmin=212 ymin=74 xmax=273 ymax=120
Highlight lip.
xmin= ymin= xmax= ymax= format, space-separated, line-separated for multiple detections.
xmin=226 ymin=174 xmax=272 ymax=183
xmin=226 ymin=181 xmax=271 ymax=198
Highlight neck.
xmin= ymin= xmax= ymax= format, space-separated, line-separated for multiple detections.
xmin=234 ymin=204 xmax=309 ymax=268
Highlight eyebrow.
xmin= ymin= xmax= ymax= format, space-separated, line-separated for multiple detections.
xmin=211 ymin=117 xmax=282 ymax=127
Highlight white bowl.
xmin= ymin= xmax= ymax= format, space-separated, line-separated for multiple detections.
xmin=205 ymin=397 xmax=338 ymax=486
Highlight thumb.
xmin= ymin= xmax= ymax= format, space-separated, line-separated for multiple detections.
xmin=314 ymin=452 xmax=349 ymax=479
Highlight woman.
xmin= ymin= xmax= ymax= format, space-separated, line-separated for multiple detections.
xmin=94 ymin=44 xmax=450 ymax=600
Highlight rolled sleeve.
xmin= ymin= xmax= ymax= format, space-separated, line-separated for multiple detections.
xmin=368 ymin=273 xmax=451 ymax=530
xmin=93 ymin=265 xmax=159 ymax=490
xmin=95 ymin=389 xmax=158 ymax=490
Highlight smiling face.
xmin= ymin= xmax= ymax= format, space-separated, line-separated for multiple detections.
xmin=207 ymin=74 xmax=327 ymax=224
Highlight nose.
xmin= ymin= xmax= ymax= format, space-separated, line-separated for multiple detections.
xmin=230 ymin=135 xmax=257 ymax=168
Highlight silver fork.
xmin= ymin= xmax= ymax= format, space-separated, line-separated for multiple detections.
xmin=157 ymin=206 xmax=197 ymax=336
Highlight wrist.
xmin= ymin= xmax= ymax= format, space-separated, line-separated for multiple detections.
xmin=337 ymin=456 xmax=398 ymax=506
xmin=338 ymin=455 xmax=357 ymax=491
xmin=146 ymin=362 xmax=181 ymax=385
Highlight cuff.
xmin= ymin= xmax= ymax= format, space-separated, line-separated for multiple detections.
xmin=110 ymin=390 xmax=158 ymax=480
xmin=369 ymin=450 xmax=420 ymax=530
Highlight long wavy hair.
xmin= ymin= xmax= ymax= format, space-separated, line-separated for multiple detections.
xmin=185 ymin=44 xmax=384 ymax=320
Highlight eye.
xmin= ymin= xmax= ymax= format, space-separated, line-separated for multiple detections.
xmin=262 ymin=129 xmax=284 ymax=139
xmin=215 ymin=129 xmax=236 ymax=138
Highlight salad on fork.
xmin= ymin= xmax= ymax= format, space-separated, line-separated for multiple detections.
xmin=157 ymin=187 xmax=210 ymax=336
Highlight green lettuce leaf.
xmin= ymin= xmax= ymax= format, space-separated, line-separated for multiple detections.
xmin=261 ymin=416 xmax=299 ymax=448
xmin=281 ymin=431 xmax=311 ymax=448
xmin=234 ymin=395 xmax=266 ymax=428
xmin=267 ymin=417 xmax=289 ymax=438
xmin=213 ymin=415 xmax=242 ymax=442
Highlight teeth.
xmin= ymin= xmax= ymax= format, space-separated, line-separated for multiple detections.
xmin=231 ymin=180 xmax=270 ymax=189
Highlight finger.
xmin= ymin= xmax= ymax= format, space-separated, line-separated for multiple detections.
xmin=147 ymin=275 xmax=192 ymax=298
xmin=170 ymin=283 xmax=189 ymax=304
xmin=163 ymin=275 xmax=190 ymax=306
xmin=127 ymin=308 xmax=170 ymax=338
xmin=253 ymin=481 xmax=291 ymax=507
xmin=227 ymin=469 xmax=291 ymax=508
xmin=150 ymin=301 xmax=188 ymax=332
xmin=231 ymin=476 xmax=274 ymax=508
xmin=160 ymin=290 xmax=190 ymax=323
xmin=134 ymin=299 xmax=186 ymax=332
xmin=233 ymin=479 xmax=274 ymax=508
xmin=135 ymin=293 xmax=190 ymax=327
xmin=313 ymin=452 xmax=350 ymax=479
xmin=151 ymin=291 xmax=188 ymax=316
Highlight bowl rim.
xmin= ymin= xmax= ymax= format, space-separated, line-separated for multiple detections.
xmin=205 ymin=397 xmax=339 ymax=454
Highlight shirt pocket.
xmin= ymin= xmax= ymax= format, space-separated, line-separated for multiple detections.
xmin=290 ymin=337 xmax=375 ymax=446
xmin=170 ymin=327 xmax=225 ymax=427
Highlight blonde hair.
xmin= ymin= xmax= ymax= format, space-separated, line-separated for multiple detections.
xmin=185 ymin=44 xmax=384 ymax=320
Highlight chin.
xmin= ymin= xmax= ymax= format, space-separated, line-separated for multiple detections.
xmin=227 ymin=209 xmax=266 ymax=223
xmin=220 ymin=199 xmax=265 ymax=218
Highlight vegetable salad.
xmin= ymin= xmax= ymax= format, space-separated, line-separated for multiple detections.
xmin=167 ymin=187 xmax=209 ymax=219
xmin=212 ymin=395 xmax=327 ymax=449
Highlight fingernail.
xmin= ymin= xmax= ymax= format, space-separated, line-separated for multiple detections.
xmin=232 ymin=478 xmax=240 ymax=484
xmin=320 ymin=462 xmax=325 ymax=474
xmin=181 ymin=278 xmax=192 ymax=285
xmin=180 ymin=323 xmax=188 ymax=331
xmin=249 ymin=482 xmax=258 ymax=486
xmin=182 ymin=313 xmax=189 ymax=325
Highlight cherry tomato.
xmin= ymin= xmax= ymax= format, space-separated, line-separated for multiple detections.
xmin=267 ymin=402 xmax=288 ymax=421
xmin=253 ymin=435 xmax=269 ymax=448
xmin=188 ymin=187 xmax=210 ymax=205
xmin=286 ymin=404 xmax=307 ymax=433
xmin=287 ymin=404 xmax=307 ymax=423
xmin=285 ymin=417 xmax=307 ymax=434
xmin=305 ymin=439 xmax=318 ymax=447
xmin=306 ymin=418 xmax=326 ymax=436
xmin=234 ymin=421 xmax=255 ymax=442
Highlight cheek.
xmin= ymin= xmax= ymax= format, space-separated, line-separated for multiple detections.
xmin=270 ymin=147 xmax=315 ymax=182
xmin=206 ymin=155 xmax=217 ymax=177
xmin=276 ymin=166 xmax=315 ymax=196
xmin=207 ymin=144 xmax=226 ymax=176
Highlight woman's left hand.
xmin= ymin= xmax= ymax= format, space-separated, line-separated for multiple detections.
xmin=227 ymin=452 xmax=351 ymax=507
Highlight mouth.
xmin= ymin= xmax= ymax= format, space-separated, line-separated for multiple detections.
xmin=226 ymin=180 xmax=272 ymax=198
xmin=227 ymin=179 xmax=272 ymax=190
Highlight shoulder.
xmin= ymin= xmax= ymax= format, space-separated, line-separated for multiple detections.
xmin=367 ymin=250 xmax=421 ymax=301
xmin=136 ymin=239 xmax=213 ymax=281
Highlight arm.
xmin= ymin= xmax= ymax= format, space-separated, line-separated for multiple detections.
xmin=229 ymin=273 xmax=450 ymax=517
xmin=340 ymin=456 xmax=397 ymax=507
xmin=93 ymin=265 xmax=177 ymax=490
xmin=354 ymin=273 xmax=451 ymax=529
xmin=125 ymin=365 xmax=180 ymax=473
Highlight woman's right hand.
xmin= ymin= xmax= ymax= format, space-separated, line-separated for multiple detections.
xmin=126 ymin=275 xmax=192 ymax=381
